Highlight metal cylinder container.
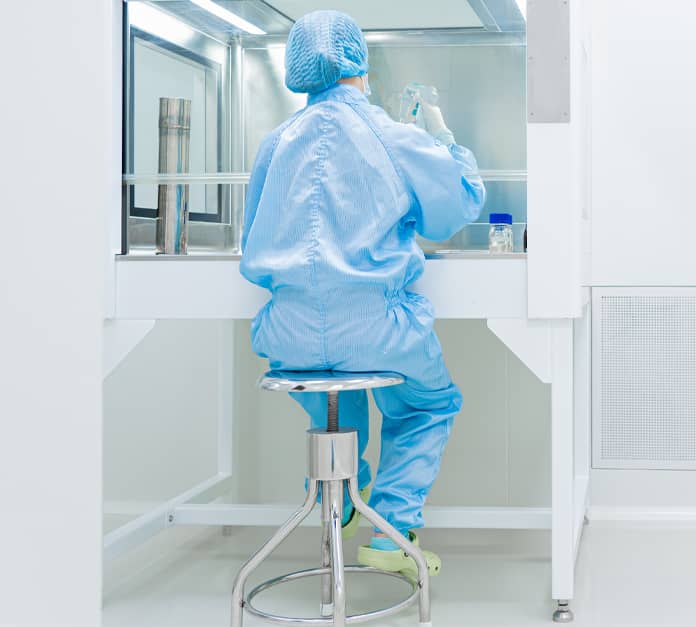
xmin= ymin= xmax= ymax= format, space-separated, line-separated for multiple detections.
xmin=307 ymin=428 xmax=358 ymax=481
xmin=156 ymin=97 xmax=191 ymax=254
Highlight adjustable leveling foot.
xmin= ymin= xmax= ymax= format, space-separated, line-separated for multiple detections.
xmin=553 ymin=600 xmax=574 ymax=623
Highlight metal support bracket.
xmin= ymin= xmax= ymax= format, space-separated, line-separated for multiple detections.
xmin=487 ymin=318 xmax=552 ymax=383
xmin=103 ymin=319 xmax=155 ymax=378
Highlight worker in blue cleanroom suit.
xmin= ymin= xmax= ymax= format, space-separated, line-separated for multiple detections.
xmin=240 ymin=10 xmax=485 ymax=576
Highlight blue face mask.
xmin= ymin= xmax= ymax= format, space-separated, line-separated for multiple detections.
xmin=362 ymin=74 xmax=372 ymax=97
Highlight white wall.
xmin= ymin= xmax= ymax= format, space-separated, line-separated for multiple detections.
xmin=590 ymin=0 xmax=696 ymax=286
xmin=591 ymin=469 xmax=696 ymax=519
xmin=586 ymin=0 xmax=696 ymax=515
xmin=106 ymin=320 xmax=551 ymax=513
xmin=105 ymin=1 xmax=123 ymax=318
xmin=103 ymin=321 xmax=220 ymax=526
xmin=231 ymin=318 xmax=551 ymax=507
xmin=0 ymin=1 xmax=111 ymax=624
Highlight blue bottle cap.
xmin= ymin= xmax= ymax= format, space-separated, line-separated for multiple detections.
xmin=489 ymin=212 xmax=513 ymax=225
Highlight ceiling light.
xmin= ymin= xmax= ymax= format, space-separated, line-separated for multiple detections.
xmin=190 ymin=0 xmax=266 ymax=35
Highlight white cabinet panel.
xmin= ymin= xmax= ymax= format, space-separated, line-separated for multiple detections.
xmin=527 ymin=0 xmax=589 ymax=318
xmin=591 ymin=0 xmax=696 ymax=286
xmin=115 ymin=256 xmax=528 ymax=320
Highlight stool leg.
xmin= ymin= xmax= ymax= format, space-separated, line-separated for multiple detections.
xmin=347 ymin=478 xmax=432 ymax=627
xmin=320 ymin=482 xmax=333 ymax=617
xmin=328 ymin=480 xmax=346 ymax=627
xmin=230 ymin=480 xmax=319 ymax=627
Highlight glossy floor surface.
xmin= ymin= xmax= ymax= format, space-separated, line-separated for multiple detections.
xmin=103 ymin=522 xmax=696 ymax=626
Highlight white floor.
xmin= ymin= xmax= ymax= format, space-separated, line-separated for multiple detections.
xmin=103 ymin=522 xmax=696 ymax=627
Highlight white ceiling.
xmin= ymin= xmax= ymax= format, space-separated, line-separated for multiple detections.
xmin=265 ymin=0 xmax=483 ymax=30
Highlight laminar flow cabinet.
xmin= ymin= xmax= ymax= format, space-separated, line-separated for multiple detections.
xmin=106 ymin=0 xmax=592 ymax=621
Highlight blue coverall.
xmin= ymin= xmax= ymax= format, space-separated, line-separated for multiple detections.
xmin=241 ymin=83 xmax=485 ymax=534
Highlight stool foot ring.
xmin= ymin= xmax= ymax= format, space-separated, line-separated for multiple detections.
xmin=245 ymin=566 xmax=418 ymax=625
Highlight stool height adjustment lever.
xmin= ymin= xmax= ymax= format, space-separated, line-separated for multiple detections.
xmin=327 ymin=391 xmax=339 ymax=432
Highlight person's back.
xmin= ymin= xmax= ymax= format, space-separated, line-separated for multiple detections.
xmin=240 ymin=9 xmax=485 ymax=575
xmin=242 ymin=87 xmax=423 ymax=297
xmin=242 ymin=83 xmax=484 ymax=369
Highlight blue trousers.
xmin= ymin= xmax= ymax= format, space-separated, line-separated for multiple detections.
xmin=252 ymin=289 xmax=463 ymax=534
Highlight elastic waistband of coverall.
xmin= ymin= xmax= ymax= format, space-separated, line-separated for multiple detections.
xmin=271 ymin=285 xmax=411 ymax=313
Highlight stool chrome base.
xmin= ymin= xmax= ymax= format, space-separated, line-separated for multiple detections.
xmin=230 ymin=429 xmax=431 ymax=627
xmin=246 ymin=566 xmax=418 ymax=624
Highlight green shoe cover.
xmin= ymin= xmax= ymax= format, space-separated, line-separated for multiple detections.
xmin=357 ymin=531 xmax=442 ymax=577
xmin=342 ymin=487 xmax=371 ymax=539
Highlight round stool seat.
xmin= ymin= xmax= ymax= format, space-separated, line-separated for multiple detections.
xmin=258 ymin=370 xmax=404 ymax=393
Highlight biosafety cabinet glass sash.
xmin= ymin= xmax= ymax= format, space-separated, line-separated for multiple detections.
xmin=121 ymin=0 xmax=527 ymax=255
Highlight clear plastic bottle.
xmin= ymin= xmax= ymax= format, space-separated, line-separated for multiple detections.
xmin=488 ymin=213 xmax=514 ymax=253
xmin=399 ymin=82 xmax=439 ymax=125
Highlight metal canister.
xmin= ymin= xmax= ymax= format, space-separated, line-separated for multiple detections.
xmin=156 ymin=97 xmax=191 ymax=254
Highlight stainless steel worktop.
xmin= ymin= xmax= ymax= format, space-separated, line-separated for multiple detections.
xmin=117 ymin=251 xmax=528 ymax=262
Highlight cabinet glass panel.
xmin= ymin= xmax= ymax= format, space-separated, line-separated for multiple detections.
xmin=131 ymin=37 xmax=219 ymax=218
xmin=122 ymin=0 xmax=526 ymax=255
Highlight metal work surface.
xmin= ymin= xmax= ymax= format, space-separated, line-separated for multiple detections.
xmin=118 ymin=251 xmax=527 ymax=261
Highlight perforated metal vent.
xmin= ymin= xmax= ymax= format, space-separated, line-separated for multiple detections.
xmin=593 ymin=289 xmax=696 ymax=469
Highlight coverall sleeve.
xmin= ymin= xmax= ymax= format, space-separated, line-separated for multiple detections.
xmin=241 ymin=133 xmax=277 ymax=252
xmin=388 ymin=124 xmax=486 ymax=242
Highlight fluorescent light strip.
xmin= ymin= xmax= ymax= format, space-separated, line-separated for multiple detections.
xmin=190 ymin=0 xmax=266 ymax=35
xmin=129 ymin=2 xmax=197 ymax=42
xmin=515 ymin=0 xmax=527 ymax=19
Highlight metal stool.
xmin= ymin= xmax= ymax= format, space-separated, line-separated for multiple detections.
xmin=230 ymin=371 xmax=432 ymax=627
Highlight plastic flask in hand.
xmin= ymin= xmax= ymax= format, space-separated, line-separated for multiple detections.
xmin=399 ymin=83 xmax=421 ymax=124
xmin=399 ymin=82 xmax=439 ymax=124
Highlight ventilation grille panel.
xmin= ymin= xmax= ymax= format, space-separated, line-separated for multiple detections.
xmin=593 ymin=289 xmax=696 ymax=469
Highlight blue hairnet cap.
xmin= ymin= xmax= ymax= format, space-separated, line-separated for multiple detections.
xmin=285 ymin=10 xmax=369 ymax=95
